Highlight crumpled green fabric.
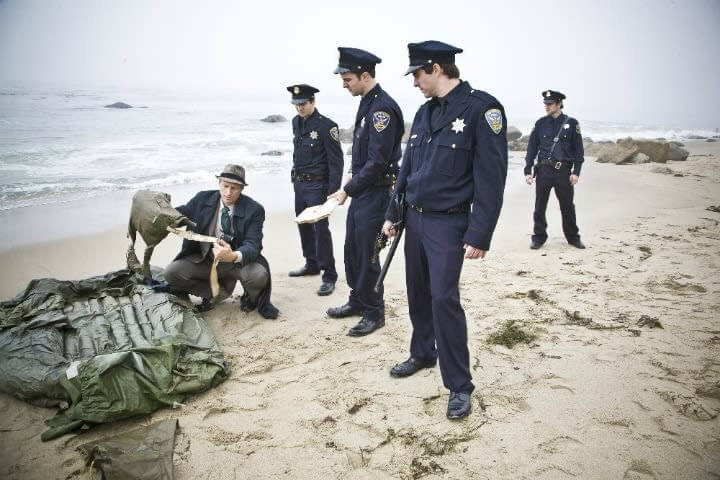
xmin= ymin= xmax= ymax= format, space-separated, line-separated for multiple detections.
xmin=77 ymin=418 xmax=179 ymax=480
xmin=0 ymin=269 xmax=229 ymax=440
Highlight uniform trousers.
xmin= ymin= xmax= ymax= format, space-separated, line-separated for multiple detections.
xmin=404 ymin=208 xmax=474 ymax=394
xmin=345 ymin=187 xmax=390 ymax=321
xmin=532 ymin=165 xmax=580 ymax=242
xmin=294 ymin=180 xmax=337 ymax=283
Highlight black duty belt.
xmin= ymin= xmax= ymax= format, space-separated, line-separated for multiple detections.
xmin=538 ymin=158 xmax=571 ymax=170
xmin=292 ymin=172 xmax=328 ymax=182
xmin=408 ymin=202 xmax=470 ymax=215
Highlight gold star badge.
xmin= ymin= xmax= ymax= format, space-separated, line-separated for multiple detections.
xmin=310 ymin=130 xmax=318 ymax=140
xmin=451 ymin=117 xmax=466 ymax=134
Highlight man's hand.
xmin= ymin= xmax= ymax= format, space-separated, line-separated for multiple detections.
xmin=328 ymin=189 xmax=349 ymax=205
xmin=464 ymin=244 xmax=487 ymax=260
xmin=213 ymin=238 xmax=238 ymax=263
xmin=525 ymin=174 xmax=534 ymax=185
xmin=569 ymin=174 xmax=579 ymax=186
xmin=382 ymin=220 xmax=396 ymax=238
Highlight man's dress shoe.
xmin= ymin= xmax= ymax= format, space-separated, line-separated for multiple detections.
xmin=389 ymin=357 xmax=437 ymax=378
xmin=447 ymin=392 xmax=472 ymax=419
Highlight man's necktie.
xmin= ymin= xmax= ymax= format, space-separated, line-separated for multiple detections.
xmin=221 ymin=206 xmax=231 ymax=234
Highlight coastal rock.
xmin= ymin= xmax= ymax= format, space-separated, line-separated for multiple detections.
xmin=706 ymin=138 xmax=717 ymax=142
xmin=261 ymin=150 xmax=283 ymax=156
xmin=339 ymin=126 xmax=354 ymax=143
xmin=670 ymin=141 xmax=685 ymax=147
xmin=104 ymin=102 xmax=132 ymax=109
xmin=587 ymin=143 xmax=638 ymax=164
xmin=617 ymin=137 xmax=669 ymax=163
xmin=260 ymin=115 xmax=287 ymax=123
xmin=686 ymin=135 xmax=707 ymax=139
xmin=668 ymin=143 xmax=690 ymax=161
xmin=509 ymin=135 xmax=530 ymax=152
xmin=507 ymin=126 xmax=522 ymax=142
xmin=630 ymin=152 xmax=651 ymax=164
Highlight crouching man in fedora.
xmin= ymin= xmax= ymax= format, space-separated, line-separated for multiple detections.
xmin=163 ymin=164 xmax=279 ymax=319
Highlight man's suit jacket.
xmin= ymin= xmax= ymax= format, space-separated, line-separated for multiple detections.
xmin=174 ymin=190 xmax=264 ymax=264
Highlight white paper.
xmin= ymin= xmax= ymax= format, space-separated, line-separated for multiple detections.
xmin=66 ymin=360 xmax=81 ymax=379
xmin=295 ymin=198 xmax=339 ymax=224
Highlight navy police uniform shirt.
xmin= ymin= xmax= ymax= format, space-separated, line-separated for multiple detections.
xmin=387 ymin=80 xmax=508 ymax=251
xmin=343 ymin=84 xmax=404 ymax=197
xmin=524 ymin=115 xmax=585 ymax=176
xmin=292 ymin=109 xmax=344 ymax=193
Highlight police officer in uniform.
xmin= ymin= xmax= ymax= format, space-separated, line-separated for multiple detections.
xmin=287 ymin=84 xmax=344 ymax=296
xmin=382 ymin=41 xmax=507 ymax=419
xmin=524 ymin=90 xmax=585 ymax=250
xmin=327 ymin=47 xmax=404 ymax=337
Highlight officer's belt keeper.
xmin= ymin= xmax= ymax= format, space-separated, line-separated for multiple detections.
xmin=373 ymin=172 xmax=396 ymax=187
xmin=291 ymin=170 xmax=328 ymax=182
xmin=408 ymin=202 xmax=470 ymax=215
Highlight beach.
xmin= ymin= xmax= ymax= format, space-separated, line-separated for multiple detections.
xmin=1 ymin=140 xmax=719 ymax=479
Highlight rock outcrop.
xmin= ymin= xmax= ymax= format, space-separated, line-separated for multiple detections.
xmin=261 ymin=115 xmax=287 ymax=123
xmin=104 ymin=102 xmax=132 ymax=109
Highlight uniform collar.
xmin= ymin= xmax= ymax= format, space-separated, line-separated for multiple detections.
xmin=435 ymin=79 xmax=465 ymax=107
xmin=301 ymin=109 xmax=320 ymax=133
xmin=360 ymin=83 xmax=382 ymax=106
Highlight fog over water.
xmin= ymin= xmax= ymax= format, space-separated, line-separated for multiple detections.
xmin=1 ymin=0 xmax=719 ymax=128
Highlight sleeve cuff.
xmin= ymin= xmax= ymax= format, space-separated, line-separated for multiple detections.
xmin=233 ymin=251 xmax=243 ymax=263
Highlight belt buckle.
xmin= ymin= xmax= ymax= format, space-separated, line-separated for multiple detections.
xmin=554 ymin=161 xmax=562 ymax=170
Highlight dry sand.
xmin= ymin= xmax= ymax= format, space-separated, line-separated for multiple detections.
xmin=1 ymin=141 xmax=719 ymax=479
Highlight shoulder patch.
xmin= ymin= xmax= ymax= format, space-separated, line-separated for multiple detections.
xmin=372 ymin=111 xmax=391 ymax=133
xmin=484 ymin=108 xmax=503 ymax=135
xmin=329 ymin=126 xmax=340 ymax=142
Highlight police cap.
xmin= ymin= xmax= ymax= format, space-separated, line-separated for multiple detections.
xmin=287 ymin=84 xmax=319 ymax=104
xmin=333 ymin=47 xmax=382 ymax=74
xmin=405 ymin=40 xmax=463 ymax=75
xmin=542 ymin=90 xmax=566 ymax=104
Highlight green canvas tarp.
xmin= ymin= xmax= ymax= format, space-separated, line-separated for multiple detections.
xmin=0 ymin=269 xmax=229 ymax=441
xmin=78 ymin=418 xmax=179 ymax=480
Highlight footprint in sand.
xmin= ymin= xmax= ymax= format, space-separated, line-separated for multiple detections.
xmin=623 ymin=459 xmax=657 ymax=479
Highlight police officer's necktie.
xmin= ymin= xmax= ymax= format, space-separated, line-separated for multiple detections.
xmin=221 ymin=206 xmax=231 ymax=234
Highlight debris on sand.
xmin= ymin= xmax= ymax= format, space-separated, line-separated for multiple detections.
xmin=347 ymin=398 xmax=370 ymax=414
xmin=409 ymin=457 xmax=447 ymax=478
xmin=487 ymin=320 xmax=537 ymax=349
xmin=638 ymin=245 xmax=652 ymax=261
xmin=706 ymin=205 xmax=720 ymax=213
xmin=637 ymin=315 xmax=663 ymax=329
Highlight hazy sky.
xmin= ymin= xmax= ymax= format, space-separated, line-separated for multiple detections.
xmin=1 ymin=0 xmax=719 ymax=128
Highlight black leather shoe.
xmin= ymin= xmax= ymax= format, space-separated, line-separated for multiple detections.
xmin=390 ymin=357 xmax=437 ymax=378
xmin=196 ymin=298 xmax=214 ymax=313
xmin=289 ymin=265 xmax=321 ymax=277
xmin=347 ymin=317 xmax=385 ymax=337
xmin=568 ymin=239 xmax=586 ymax=249
xmin=317 ymin=282 xmax=335 ymax=296
xmin=530 ymin=239 xmax=545 ymax=250
xmin=447 ymin=392 xmax=472 ymax=420
xmin=327 ymin=303 xmax=361 ymax=318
